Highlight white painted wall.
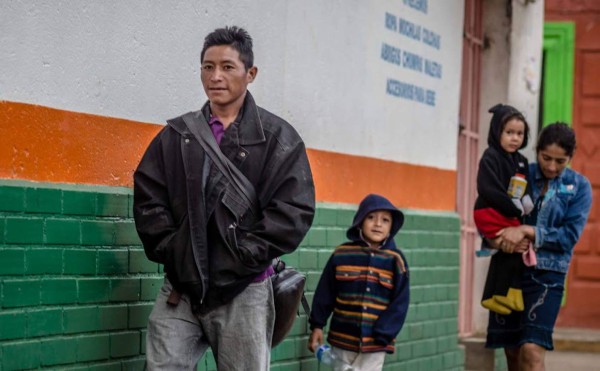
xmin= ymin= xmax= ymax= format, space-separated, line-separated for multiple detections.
xmin=1 ymin=0 xmax=464 ymax=170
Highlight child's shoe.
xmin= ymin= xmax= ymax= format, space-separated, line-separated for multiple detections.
xmin=481 ymin=297 xmax=512 ymax=315
xmin=495 ymin=288 xmax=525 ymax=312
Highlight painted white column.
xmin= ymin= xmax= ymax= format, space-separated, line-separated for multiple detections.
xmin=472 ymin=0 xmax=512 ymax=337
xmin=507 ymin=0 xmax=545 ymax=161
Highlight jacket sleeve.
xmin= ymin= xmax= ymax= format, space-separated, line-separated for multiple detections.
xmin=133 ymin=131 xmax=176 ymax=264
xmin=236 ymin=140 xmax=316 ymax=267
xmin=477 ymin=151 xmax=522 ymax=218
xmin=535 ymin=176 xmax=592 ymax=253
xmin=309 ymin=255 xmax=337 ymax=330
xmin=372 ymin=253 xmax=410 ymax=345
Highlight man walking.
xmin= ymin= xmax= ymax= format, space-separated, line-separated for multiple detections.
xmin=133 ymin=26 xmax=315 ymax=370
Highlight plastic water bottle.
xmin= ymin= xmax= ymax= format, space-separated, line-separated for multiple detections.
xmin=315 ymin=344 xmax=353 ymax=370
xmin=316 ymin=344 xmax=335 ymax=365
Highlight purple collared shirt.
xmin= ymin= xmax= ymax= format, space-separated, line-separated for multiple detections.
xmin=208 ymin=115 xmax=225 ymax=145
xmin=208 ymin=115 xmax=273 ymax=282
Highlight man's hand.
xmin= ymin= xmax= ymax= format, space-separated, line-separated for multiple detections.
xmin=308 ymin=328 xmax=323 ymax=353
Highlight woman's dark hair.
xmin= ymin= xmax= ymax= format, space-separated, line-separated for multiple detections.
xmin=536 ymin=122 xmax=577 ymax=157
xmin=200 ymin=26 xmax=254 ymax=70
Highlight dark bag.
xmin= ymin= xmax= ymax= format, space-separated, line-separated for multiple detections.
xmin=271 ymin=258 xmax=310 ymax=348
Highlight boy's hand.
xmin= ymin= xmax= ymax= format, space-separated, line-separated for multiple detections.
xmin=308 ymin=328 xmax=323 ymax=353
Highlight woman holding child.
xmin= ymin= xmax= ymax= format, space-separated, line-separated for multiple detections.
xmin=487 ymin=122 xmax=592 ymax=371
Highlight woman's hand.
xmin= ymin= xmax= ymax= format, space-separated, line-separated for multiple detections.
xmin=308 ymin=328 xmax=323 ymax=353
xmin=490 ymin=235 xmax=523 ymax=254
xmin=495 ymin=225 xmax=535 ymax=253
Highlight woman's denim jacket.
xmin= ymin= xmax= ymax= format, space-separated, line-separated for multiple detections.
xmin=528 ymin=163 xmax=592 ymax=273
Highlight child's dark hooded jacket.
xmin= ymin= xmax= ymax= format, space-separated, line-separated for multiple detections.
xmin=475 ymin=104 xmax=531 ymax=316
xmin=474 ymin=103 xmax=530 ymax=219
xmin=309 ymin=194 xmax=409 ymax=354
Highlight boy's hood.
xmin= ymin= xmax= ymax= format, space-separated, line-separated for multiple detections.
xmin=487 ymin=103 xmax=527 ymax=152
xmin=346 ymin=194 xmax=404 ymax=248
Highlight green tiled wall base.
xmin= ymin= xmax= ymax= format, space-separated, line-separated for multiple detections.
xmin=0 ymin=180 xmax=156 ymax=371
xmin=0 ymin=180 xmax=464 ymax=370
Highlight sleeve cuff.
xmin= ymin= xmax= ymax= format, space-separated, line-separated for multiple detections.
xmin=373 ymin=334 xmax=391 ymax=346
xmin=534 ymin=226 xmax=543 ymax=249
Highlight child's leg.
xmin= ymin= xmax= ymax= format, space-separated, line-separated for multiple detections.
xmin=331 ymin=347 xmax=360 ymax=371
xmin=481 ymin=253 xmax=513 ymax=314
xmin=351 ymin=351 xmax=386 ymax=371
xmin=473 ymin=208 xmax=523 ymax=313
xmin=493 ymin=253 xmax=525 ymax=312
xmin=473 ymin=208 xmax=519 ymax=239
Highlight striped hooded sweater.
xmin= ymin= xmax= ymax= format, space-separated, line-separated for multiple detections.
xmin=309 ymin=194 xmax=409 ymax=354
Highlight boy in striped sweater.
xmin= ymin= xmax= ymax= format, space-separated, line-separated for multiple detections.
xmin=308 ymin=194 xmax=410 ymax=371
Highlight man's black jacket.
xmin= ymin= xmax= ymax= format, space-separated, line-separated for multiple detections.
xmin=133 ymin=92 xmax=315 ymax=311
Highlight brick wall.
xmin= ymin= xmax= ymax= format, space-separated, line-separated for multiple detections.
xmin=0 ymin=180 xmax=156 ymax=370
xmin=0 ymin=181 xmax=464 ymax=370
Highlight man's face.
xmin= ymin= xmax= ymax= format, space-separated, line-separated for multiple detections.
xmin=201 ymin=45 xmax=257 ymax=110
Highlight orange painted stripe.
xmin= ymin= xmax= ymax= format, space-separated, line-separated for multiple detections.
xmin=0 ymin=101 xmax=159 ymax=188
xmin=308 ymin=148 xmax=456 ymax=210
xmin=0 ymin=101 xmax=456 ymax=210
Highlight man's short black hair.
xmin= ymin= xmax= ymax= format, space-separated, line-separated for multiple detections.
xmin=536 ymin=122 xmax=577 ymax=157
xmin=200 ymin=26 xmax=254 ymax=70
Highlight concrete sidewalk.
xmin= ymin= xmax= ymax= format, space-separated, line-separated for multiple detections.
xmin=546 ymin=350 xmax=600 ymax=371
xmin=462 ymin=327 xmax=600 ymax=370
xmin=546 ymin=327 xmax=600 ymax=371
xmin=553 ymin=327 xmax=600 ymax=352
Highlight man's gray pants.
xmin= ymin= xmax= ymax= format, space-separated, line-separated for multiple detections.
xmin=146 ymin=277 xmax=275 ymax=370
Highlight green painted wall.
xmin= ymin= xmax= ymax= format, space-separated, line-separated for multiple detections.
xmin=0 ymin=180 xmax=464 ymax=370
